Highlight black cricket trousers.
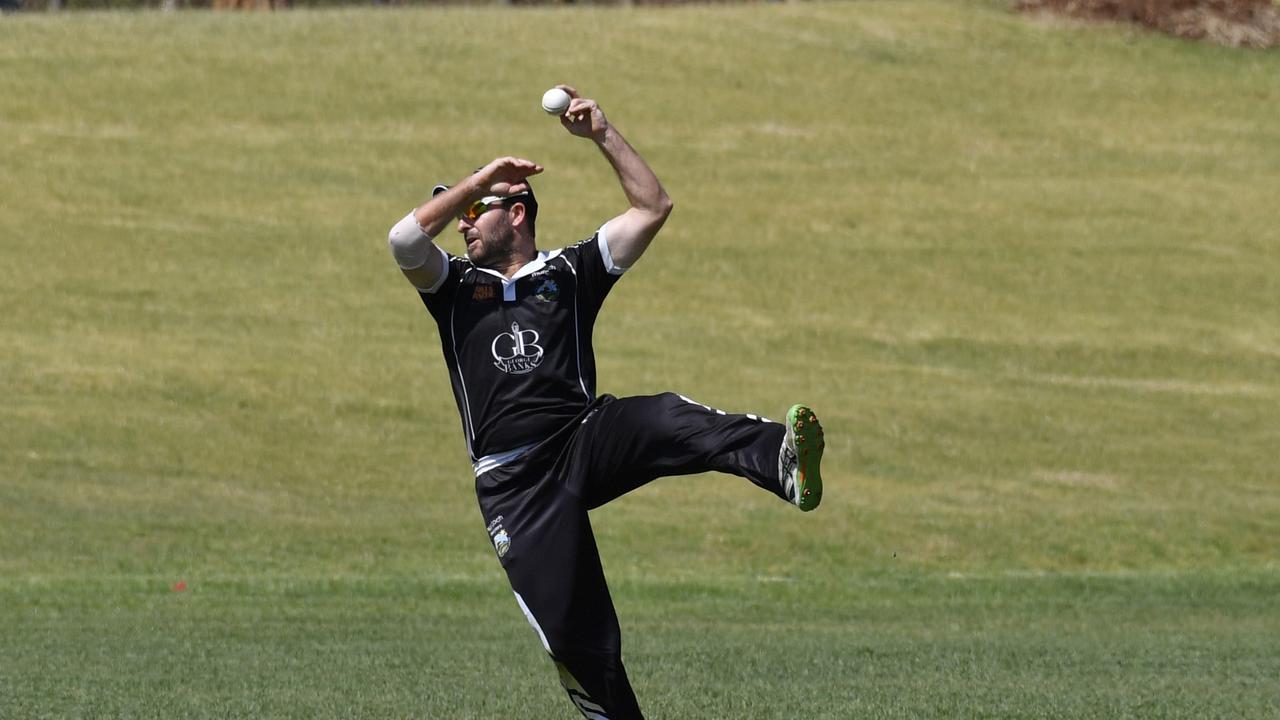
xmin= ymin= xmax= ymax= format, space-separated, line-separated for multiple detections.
xmin=475 ymin=392 xmax=788 ymax=720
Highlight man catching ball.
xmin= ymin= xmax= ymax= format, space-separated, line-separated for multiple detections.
xmin=386 ymin=84 xmax=826 ymax=719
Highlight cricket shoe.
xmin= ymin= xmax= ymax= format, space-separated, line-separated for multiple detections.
xmin=778 ymin=404 xmax=824 ymax=512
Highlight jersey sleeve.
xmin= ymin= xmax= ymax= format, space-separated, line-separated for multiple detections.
xmin=563 ymin=224 xmax=626 ymax=310
xmin=417 ymin=250 xmax=466 ymax=320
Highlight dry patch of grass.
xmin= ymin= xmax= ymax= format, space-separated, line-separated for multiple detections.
xmin=1017 ymin=0 xmax=1280 ymax=47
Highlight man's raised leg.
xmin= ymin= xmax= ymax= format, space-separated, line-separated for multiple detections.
xmin=562 ymin=392 xmax=824 ymax=510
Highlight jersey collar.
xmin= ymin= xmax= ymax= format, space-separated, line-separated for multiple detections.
xmin=467 ymin=249 xmax=563 ymax=301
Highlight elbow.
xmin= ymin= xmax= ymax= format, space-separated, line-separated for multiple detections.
xmin=388 ymin=213 xmax=415 ymax=250
xmin=387 ymin=224 xmax=414 ymax=261
xmin=649 ymin=195 xmax=673 ymax=235
xmin=656 ymin=193 xmax=674 ymax=220
xmin=388 ymin=212 xmax=433 ymax=270
xmin=388 ymin=226 xmax=410 ymax=252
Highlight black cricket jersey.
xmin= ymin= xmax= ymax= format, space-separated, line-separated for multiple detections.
xmin=418 ymin=227 xmax=625 ymax=472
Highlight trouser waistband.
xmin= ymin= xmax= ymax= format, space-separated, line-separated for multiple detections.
xmin=472 ymin=442 xmax=539 ymax=477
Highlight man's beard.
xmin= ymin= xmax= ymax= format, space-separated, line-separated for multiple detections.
xmin=469 ymin=224 xmax=517 ymax=269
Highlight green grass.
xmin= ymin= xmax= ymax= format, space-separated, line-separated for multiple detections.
xmin=2 ymin=1 xmax=1279 ymax=717
xmin=4 ymin=573 xmax=1278 ymax=719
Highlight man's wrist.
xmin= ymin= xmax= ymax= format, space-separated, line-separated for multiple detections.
xmin=592 ymin=125 xmax=616 ymax=147
xmin=464 ymin=173 xmax=487 ymax=199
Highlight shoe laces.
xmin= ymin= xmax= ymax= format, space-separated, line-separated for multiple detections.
xmin=778 ymin=444 xmax=799 ymax=500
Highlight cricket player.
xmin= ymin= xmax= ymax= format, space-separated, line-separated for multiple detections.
xmin=386 ymin=85 xmax=825 ymax=719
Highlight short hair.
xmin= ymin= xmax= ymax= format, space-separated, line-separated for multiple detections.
xmin=504 ymin=189 xmax=538 ymax=238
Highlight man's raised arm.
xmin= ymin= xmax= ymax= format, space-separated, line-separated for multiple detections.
xmin=387 ymin=158 xmax=543 ymax=290
xmin=558 ymin=85 xmax=673 ymax=269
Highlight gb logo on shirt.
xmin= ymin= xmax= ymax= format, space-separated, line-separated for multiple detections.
xmin=491 ymin=322 xmax=544 ymax=374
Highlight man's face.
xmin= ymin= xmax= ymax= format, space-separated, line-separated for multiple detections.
xmin=458 ymin=202 xmax=516 ymax=268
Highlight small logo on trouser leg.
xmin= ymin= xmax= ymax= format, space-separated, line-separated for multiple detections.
xmin=487 ymin=516 xmax=511 ymax=558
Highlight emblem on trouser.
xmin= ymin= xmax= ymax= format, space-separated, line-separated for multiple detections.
xmin=487 ymin=516 xmax=511 ymax=558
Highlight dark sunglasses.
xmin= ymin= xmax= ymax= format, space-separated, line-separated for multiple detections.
xmin=460 ymin=192 xmax=531 ymax=222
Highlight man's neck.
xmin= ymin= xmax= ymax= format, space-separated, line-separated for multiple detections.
xmin=481 ymin=248 xmax=538 ymax=279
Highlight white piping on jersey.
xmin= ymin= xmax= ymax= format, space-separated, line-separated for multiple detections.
xmin=595 ymin=223 xmax=628 ymax=276
xmin=449 ymin=276 xmax=478 ymax=460
xmin=558 ymin=257 xmax=593 ymax=402
xmin=473 ymin=442 xmax=538 ymax=477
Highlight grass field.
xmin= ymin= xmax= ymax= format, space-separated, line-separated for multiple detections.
xmin=2 ymin=1 xmax=1279 ymax=717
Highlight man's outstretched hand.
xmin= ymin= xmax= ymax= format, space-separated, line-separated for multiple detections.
xmin=474 ymin=157 xmax=543 ymax=197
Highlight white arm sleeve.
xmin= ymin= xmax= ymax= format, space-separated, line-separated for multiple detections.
xmin=388 ymin=211 xmax=436 ymax=270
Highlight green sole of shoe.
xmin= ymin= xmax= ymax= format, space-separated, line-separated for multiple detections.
xmin=787 ymin=404 xmax=825 ymax=511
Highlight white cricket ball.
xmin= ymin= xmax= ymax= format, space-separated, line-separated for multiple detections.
xmin=541 ymin=88 xmax=571 ymax=116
